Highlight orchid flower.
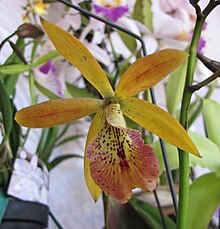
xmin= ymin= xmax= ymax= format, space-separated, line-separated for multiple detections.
xmin=22 ymin=0 xmax=49 ymax=22
xmin=34 ymin=60 xmax=65 ymax=98
xmin=152 ymin=0 xmax=206 ymax=52
xmin=92 ymin=0 xmax=129 ymax=22
xmin=15 ymin=18 xmax=200 ymax=204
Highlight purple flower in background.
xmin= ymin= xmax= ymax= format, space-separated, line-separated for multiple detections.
xmin=92 ymin=1 xmax=129 ymax=22
xmin=190 ymin=22 xmax=207 ymax=53
xmin=198 ymin=36 xmax=206 ymax=53
xmin=197 ymin=22 xmax=207 ymax=53
xmin=39 ymin=60 xmax=57 ymax=74
xmin=35 ymin=60 xmax=64 ymax=97
xmin=213 ymin=205 xmax=220 ymax=225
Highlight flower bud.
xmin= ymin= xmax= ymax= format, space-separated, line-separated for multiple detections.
xmin=16 ymin=23 xmax=44 ymax=39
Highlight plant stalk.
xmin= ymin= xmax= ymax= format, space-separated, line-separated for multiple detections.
xmin=177 ymin=1 xmax=218 ymax=227
xmin=102 ymin=192 xmax=109 ymax=229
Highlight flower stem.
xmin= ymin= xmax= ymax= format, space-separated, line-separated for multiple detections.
xmin=102 ymin=192 xmax=109 ymax=229
xmin=177 ymin=1 xmax=218 ymax=228
xmin=190 ymin=69 xmax=220 ymax=91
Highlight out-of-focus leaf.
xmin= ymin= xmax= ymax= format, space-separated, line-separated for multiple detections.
xmin=66 ymin=82 xmax=97 ymax=98
xmin=3 ymin=38 xmax=25 ymax=66
xmin=9 ymin=105 xmax=21 ymax=157
xmin=187 ymin=173 xmax=220 ymax=229
xmin=37 ymin=127 xmax=58 ymax=162
xmin=0 ymin=64 xmax=30 ymax=75
xmin=0 ymin=189 xmax=9 ymax=223
xmin=0 ymin=81 xmax=13 ymax=140
xmin=166 ymin=60 xmax=186 ymax=116
xmin=152 ymin=132 xmax=220 ymax=176
xmin=35 ymin=80 xmax=61 ymax=99
xmin=133 ymin=0 xmax=153 ymax=32
xmin=130 ymin=197 xmax=176 ymax=229
xmin=108 ymin=198 xmax=149 ymax=229
xmin=108 ymin=197 xmax=175 ymax=229
xmin=8 ymin=41 xmax=27 ymax=64
xmin=32 ymin=50 xmax=59 ymax=67
xmin=55 ymin=135 xmax=83 ymax=147
xmin=189 ymin=132 xmax=220 ymax=175
xmin=203 ymin=99 xmax=220 ymax=149
xmin=188 ymin=82 xmax=216 ymax=127
xmin=118 ymin=31 xmax=136 ymax=52
xmin=48 ymin=154 xmax=83 ymax=170
xmin=2 ymin=38 xmax=25 ymax=95
xmin=4 ymin=76 xmax=19 ymax=96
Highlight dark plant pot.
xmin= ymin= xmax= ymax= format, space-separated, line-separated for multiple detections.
xmin=0 ymin=198 xmax=49 ymax=229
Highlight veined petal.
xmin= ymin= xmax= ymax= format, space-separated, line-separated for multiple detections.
xmin=40 ymin=18 xmax=114 ymax=99
xmin=120 ymin=98 xmax=201 ymax=157
xmin=84 ymin=110 xmax=103 ymax=202
xmin=115 ymin=49 xmax=188 ymax=98
xmin=87 ymin=112 xmax=159 ymax=204
xmin=15 ymin=98 xmax=104 ymax=128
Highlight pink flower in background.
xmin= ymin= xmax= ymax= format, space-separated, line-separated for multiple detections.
xmin=92 ymin=0 xmax=129 ymax=21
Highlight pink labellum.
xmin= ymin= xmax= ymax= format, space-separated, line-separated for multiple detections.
xmin=87 ymin=119 xmax=159 ymax=203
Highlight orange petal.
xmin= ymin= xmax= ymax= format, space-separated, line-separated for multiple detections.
xmin=15 ymin=98 xmax=104 ymax=128
xmin=87 ymin=118 xmax=159 ymax=204
xmin=40 ymin=17 xmax=114 ymax=99
xmin=115 ymin=49 xmax=188 ymax=98
xmin=120 ymin=98 xmax=200 ymax=157
xmin=84 ymin=110 xmax=103 ymax=202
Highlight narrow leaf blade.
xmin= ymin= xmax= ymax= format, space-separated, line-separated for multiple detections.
xmin=203 ymin=99 xmax=220 ymax=149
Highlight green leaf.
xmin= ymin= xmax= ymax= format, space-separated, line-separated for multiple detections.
xmin=1 ymin=38 xmax=25 ymax=95
xmin=130 ymin=197 xmax=176 ymax=229
xmin=32 ymin=50 xmax=59 ymax=67
xmin=203 ymin=99 xmax=220 ymax=149
xmin=0 ymin=64 xmax=31 ymax=74
xmin=35 ymin=80 xmax=61 ymax=99
xmin=0 ymin=189 xmax=9 ymax=223
xmin=66 ymin=82 xmax=97 ymax=98
xmin=48 ymin=154 xmax=83 ymax=170
xmin=187 ymin=173 xmax=220 ymax=229
xmin=55 ymin=135 xmax=83 ymax=147
xmin=0 ymin=81 xmax=13 ymax=140
xmin=166 ymin=61 xmax=187 ymax=116
xmin=152 ymin=132 xmax=220 ymax=176
xmin=37 ymin=127 xmax=58 ymax=162
xmin=4 ymin=76 xmax=19 ymax=96
xmin=133 ymin=0 xmax=153 ymax=32
xmin=3 ymin=38 xmax=25 ymax=66
xmin=118 ymin=31 xmax=136 ymax=52
xmin=108 ymin=198 xmax=150 ymax=229
xmin=9 ymin=105 xmax=21 ymax=157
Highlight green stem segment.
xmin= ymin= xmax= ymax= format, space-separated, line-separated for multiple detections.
xmin=177 ymin=2 xmax=218 ymax=228
xmin=102 ymin=192 xmax=109 ymax=229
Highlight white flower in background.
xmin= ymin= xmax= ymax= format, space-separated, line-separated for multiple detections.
xmin=79 ymin=18 xmax=111 ymax=67
xmin=152 ymin=0 xmax=201 ymax=50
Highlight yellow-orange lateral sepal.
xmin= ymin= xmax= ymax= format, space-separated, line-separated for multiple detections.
xmin=15 ymin=98 xmax=104 ymax=128
xmin=84 ymin=110 xmax=103 ymax=202
xmin=86 ymin=105 xmax=159 ymax=203
xmin=120 ymin=98 xmax=201 ymax=157
xmin=115 ymin=49 xmax=188 ymax=98
xmin=40 ymin=17 xmax=114 ymax=99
